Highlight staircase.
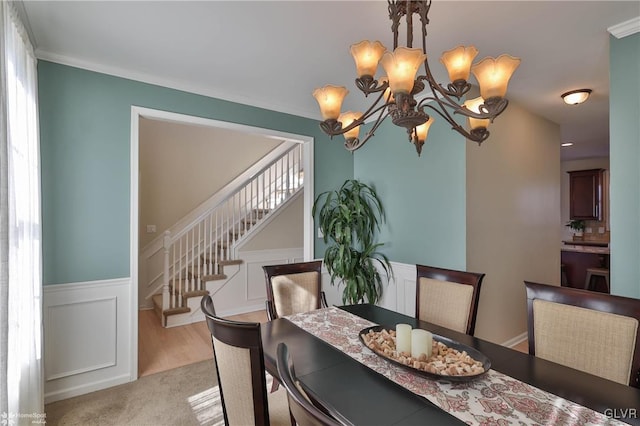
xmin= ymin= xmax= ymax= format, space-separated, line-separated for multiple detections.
xmin=150 ymin=144 xmax=304 ymax=326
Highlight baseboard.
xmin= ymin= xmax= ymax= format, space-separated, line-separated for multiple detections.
xmin=44 ymin=373 xmax=131 ymax=404
xmin=501 ymin=331 xmax=528 ymax=348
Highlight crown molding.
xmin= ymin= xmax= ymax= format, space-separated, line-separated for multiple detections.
xmin=607 ymin=16 xmax=640 ymax=39
xmin=34 ymin=50 xmax=320 ymax=121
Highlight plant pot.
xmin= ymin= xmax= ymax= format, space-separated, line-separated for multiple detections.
xmin=573 ymin=232 xmax=584 ymax=241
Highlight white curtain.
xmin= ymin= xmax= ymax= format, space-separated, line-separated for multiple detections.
xmin=0 ymin=0 xmax=44 ymax=421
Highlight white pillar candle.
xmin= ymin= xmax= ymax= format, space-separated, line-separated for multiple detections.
xmin=395 ymin=323 xmax=412 ymax=355
xmin=411 ymin=329 xmax=433 ymax=360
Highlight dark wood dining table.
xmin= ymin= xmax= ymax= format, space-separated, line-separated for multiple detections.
xmin=261 ymin=304 xmax=640 ymax=425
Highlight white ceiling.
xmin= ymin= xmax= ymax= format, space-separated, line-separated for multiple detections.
xmin=21 ymin=1 xmax=640 ymax=160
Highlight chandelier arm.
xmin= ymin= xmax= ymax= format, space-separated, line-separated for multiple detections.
xmin=418 ymin=61 xmax=470 ymax=103
xmin=417 ymin=96 xmax=461 ymax=127
xmin=422 ymin=103 xmax=490 ymax=144
xmin=342 ymin=97 xmax=392 ymax=134
xmin=345 ymin=109 xmax=391 ymax=152
xmin=343 ymin=108 xmax=391 ymax=152
xmin=320 ymin=96 xmax=391 ymax=138
xmin=360 ymin=89 xmax=392 ymax=120
xmin=366 ymin=107 xmax=391 ymax=136
xmin=356 ymin=76 xmax=388 ymax=96
xmin=346 ymin=128 xmax=377 ymax=152
xmin=417 ymin=94 xmax=497 ymax=120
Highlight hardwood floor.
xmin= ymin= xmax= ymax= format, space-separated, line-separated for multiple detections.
xmin=137 ymin=308 xmax=268 ymax=378
xmin=138 ymin=307 xmax=527 ymax=378
xmin=512 ymin=339 xmax=529 ymax=354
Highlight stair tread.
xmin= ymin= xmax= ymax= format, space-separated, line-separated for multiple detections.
xmin=219 ymin=259 xmax=243 ymax=266
xmin=201 ymin=251 xmax=229 ymax=263
xmin=163 ymin=307 xmax=191 ymax=316
xmin=183 ymin=289 xmax=209 ymax=298
xmin=151 ymin=294 xmax=191 ymax=316
xmin=201 ymin=273 xmax=227 ymax=281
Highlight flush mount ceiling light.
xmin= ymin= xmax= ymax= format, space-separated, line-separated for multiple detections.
xmin=312 ymin=0 xmax=521 ymax=156
xmin=561 ymin=89 xmax=592 ymax=105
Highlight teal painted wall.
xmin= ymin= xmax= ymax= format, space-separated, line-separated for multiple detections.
xmin=38 ymin=61 xmax=353 ymax=285
xmin=353 ymin=117 xmax=466 ymax=269
xmin=609 ymin=33 xmax=640 ymax=298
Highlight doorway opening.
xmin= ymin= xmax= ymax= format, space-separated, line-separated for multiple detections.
xmin=130 ymin=106 xmax=314 ymax=378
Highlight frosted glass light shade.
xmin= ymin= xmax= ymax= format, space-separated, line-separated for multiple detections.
xmin=380 ymin=47 xmax=427 ymax=94
xmin=415 ymin=116 xmax=434 ymax=142
xmin=561 ymin=89 xmax=592 ymax=105
xmin=313 ymin=85 xmax=349 ymax=120
xmin=471 ymin=54 xmax=521 ymax=99
xmin=338 ymin=111 xmax=362 ymax=140
xmin=351 ymin=40 xmax=387 ymax=78
xmin=463 ymin=96 xmax=491 ymax=130
xmin=440 ymin=45 xmax=478 ymax=82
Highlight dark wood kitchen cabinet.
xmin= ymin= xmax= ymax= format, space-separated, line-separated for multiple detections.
xmin=568 ymin=169 xmax=603 ymax=220
xmin=561 ymin=249 xmax=610 ymax=293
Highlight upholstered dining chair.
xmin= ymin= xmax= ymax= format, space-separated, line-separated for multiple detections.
xmin=415 ymin=264 xmax=485 ymax=335
xmin=525 ymin=281 xmax=640 ymax=388
xmin=263 ymin=260 xmax=327 ymax=321
xmin=200 ymin=295 xmax=291 ymax=425
xmin=276 ymin=343 xmax=351 ymax=426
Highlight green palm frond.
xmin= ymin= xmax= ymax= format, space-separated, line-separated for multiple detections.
xmin=313 ymin=179 xmax=393 ymax=304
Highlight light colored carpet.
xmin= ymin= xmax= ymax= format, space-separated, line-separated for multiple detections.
xmin=45 ymin=359 xmax=224 ymax=426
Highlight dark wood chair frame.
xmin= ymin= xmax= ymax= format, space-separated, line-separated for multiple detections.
xmin=415 ymin=264 xmax=485 ymax=336
xmin=201 ymin=295 xmax=274 ymax=426
xmin=525 ymin=281 xmax=640 ymax=388
xmin=263 ymin=260 xmax=327 ymax=321
xmin=276 ymin=342 xmax=351 ymax=426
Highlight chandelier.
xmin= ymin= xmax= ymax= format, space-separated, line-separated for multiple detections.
xmin=312 ymin=0 xmax=521 ymax=156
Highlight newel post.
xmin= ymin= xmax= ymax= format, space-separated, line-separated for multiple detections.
xmin=162 ymin=230 xmax=171 ymax=310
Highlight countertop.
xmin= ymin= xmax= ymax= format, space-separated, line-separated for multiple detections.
xmin=561 ymin=244 xmax=610 ymax=254
xmin=561 ymin=240 xmax=609 ymax=247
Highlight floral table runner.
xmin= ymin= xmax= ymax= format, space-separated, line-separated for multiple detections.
xmin=285 ymin=307 xmax=626 ymax=426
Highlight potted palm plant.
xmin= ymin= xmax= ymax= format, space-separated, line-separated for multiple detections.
xmin=312 ymin=179 xmax=392 ymax=304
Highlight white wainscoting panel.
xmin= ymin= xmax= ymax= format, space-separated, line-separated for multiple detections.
xmin=43 ymin=278 xmax=132 ymax=403
xmin=210 ymin=247 xmax=303 ymax=317
xmin=243 ymin=248 xmax=304 ymax=302
xmin=46 ymin=297 xmax=117 ymax=380
xmin=320 ymin=261 xmax=416 ymax=316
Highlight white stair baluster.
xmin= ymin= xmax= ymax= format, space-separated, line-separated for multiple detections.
xmin=162 ymin=231 xmax=171 ymax=311
xmin=243 ymin=186 xmax=248 ymax=235
xmin=205 ymin=213 xmax=213 ymax=276
xmin=197 ymin=223 xmax=202 ymax=290
xmin=225 ymin=203 xmax=229 ymax=260
xmin=214 ymin=210 xmax=218 ymax=274
xmin=287 ymin=151 xmax=291 ymax=192
xmin=158 ymin=145 xmax=304 ymax=325
xmin=186 ymin=230 xmax=191 ymax=296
